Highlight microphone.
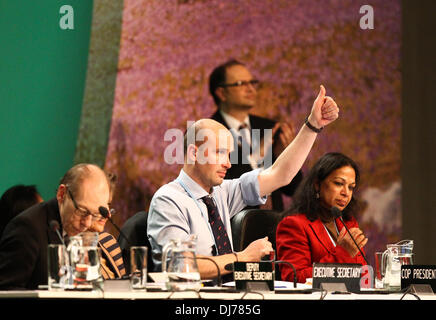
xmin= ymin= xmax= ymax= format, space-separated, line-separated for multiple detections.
xmin=331 ymin=206 xmax=370 ymax=265
xmin=224 ymin=262 xmax=234 ymax=272
xmin=50 ymin=220 xmax=65 ymax=246
xmin=98 ymin=206 xmax=132 ymax=247
xmin=330 ymin=206 xmax=343 ymax=219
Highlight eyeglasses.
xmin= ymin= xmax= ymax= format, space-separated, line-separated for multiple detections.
xmin=218 ymin=79 xmax=260 ymax=88
xmin=66 ymin=186 xmax=115 ymax=220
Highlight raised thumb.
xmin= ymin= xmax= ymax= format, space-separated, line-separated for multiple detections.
xmin=316 ymin=85 xmax=326 ymax=101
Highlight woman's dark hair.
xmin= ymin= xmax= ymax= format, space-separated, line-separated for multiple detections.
xmin=0 ymin=184 xmax=41 ymax=236
xmin=282 ymin=152 xmax=361 ymax=221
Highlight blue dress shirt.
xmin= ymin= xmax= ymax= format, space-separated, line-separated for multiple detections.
xmin=147 ymin=168 xmax=266 ymax=270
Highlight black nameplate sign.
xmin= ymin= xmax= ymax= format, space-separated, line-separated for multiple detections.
xmin=233 ymin=262 xmax=274 ymax=291
xmin=312 ymin=263 xmax=362 ymax=293
xmin=401 ymin=265 xmax=436 ymax=292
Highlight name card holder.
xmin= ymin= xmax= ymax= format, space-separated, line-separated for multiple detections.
xmin=409 ymin=284 xmax=434 ymax=295
xmin=401 ymin=265 xmax=436 ymax=294
xmin=320 ymin=282 xmax=349 ymax=293
xmin=312 ymin=263 xmax=362 ymax=293
xmin=233 ymin=262 xmax=274 ymax=291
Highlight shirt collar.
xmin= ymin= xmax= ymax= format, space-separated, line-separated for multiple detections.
xmin=220 ymin=110 xmax=250 ymax=131
xmin=177 ymin=169 xmax=210 ymax=200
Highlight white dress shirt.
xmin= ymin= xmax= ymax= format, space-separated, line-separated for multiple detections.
xmin=220 ymin=110 xmax=266 ymax=169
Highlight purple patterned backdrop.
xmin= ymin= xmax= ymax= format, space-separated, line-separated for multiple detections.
xmin=105 ymin=0 xmax=401 ymax=266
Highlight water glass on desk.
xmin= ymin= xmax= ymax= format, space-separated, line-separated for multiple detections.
xmin=374 ymin=251 xmax=385 ymax=289
xmin=48 ymin=244 xmax=69 ymax=290
xmin=130 ymin=246 xmax=148 ymax=290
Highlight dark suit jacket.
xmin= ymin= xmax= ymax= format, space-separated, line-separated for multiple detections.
xmin=211 ymin=111 xmax=303 ymax=211
xmin=276 ymin=213 xmax=367 ymax=283
xmin=0 ymin=198 xmax=63 ymax=290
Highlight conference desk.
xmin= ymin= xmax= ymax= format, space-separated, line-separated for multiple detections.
xmin=0 ymin=288 xmax=435 ymax=300
xmin=0 ymin=288 xmax=434 ymax=318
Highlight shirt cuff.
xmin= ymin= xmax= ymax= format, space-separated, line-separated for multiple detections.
xmin=239 ymin=168 xmax=267 ymax=206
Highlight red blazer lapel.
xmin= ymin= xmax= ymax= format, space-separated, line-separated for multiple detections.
xmin=335 ymin=217 xmax=346 ymax=230
xmin=309 ymin=219 xmax=336 ymax=254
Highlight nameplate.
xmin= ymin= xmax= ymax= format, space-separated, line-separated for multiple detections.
xmin=401 ymin=265 xmax=436 ymax=292
xmin=312 ymin=263 xmax=362 ymax=293
xmin=233 ymin=262 xmax=274 ymax=291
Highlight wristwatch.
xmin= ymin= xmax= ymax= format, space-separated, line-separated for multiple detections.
xmin=304 ymin=116 xmax=323 ymax=133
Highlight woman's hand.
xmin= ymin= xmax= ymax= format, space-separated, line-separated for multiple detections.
xmin=337 ymin=227 xmax=368 ymax=257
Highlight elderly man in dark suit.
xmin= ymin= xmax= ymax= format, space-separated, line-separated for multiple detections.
xmin=0 ymin=164 xmax=111 ymax=290
xmin=209 ymin=59 xmax=303 ymax=211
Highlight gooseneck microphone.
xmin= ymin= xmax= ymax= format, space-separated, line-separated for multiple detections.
xmin=331 ymin=206 xmax=369 ymax=265
xmin=98 ymin=206 xmax=132 ymax=247
xmin=49 ymin=220 xmax=65 ymax=246
xmin=274 ymin=260 xmax=297 ymax=288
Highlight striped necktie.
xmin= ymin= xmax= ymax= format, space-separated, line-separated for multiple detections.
xmin=98 ymin=232 xmax=126 ymax=279
xmin=201 ymin=196 xmax=232 ymax=255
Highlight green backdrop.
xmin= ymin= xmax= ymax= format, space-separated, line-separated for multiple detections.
xmin=0 ymin=0 xmax=94 ymax=199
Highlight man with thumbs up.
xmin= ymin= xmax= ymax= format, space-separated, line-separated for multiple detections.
xmin=148 ymin=81 xmax=338 ymax=279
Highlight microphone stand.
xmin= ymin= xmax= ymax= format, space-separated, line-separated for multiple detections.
xmin=99 ymin=206 xmax=132 ymax=247
xmin=338 ymin=216 xmax=370 ymax=265
xmin=274 ymin=260 xmax=297 ymax=288
xmin=49 ymin=220 xmax=65 ymax=247
xmin=331 ymin=207 xmax=370 ymax=265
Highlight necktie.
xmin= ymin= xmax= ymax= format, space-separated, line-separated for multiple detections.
xmin=238 ymin=123 xmax=253 ymax=168
xmin=201 ymin=196 xmax=232 ymax=255
xmin=238 ymin=123 xmax=251 ymax=147
xmin=98 ymin=232 xmax=126 ymax=279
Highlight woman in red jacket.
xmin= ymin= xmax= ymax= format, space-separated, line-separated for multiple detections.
xmin=276 ymin=152 xmax=368 ymax=283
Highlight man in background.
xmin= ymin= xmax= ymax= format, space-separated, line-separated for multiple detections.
xmin=209 ymin=59 xmax=303 ymax=211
